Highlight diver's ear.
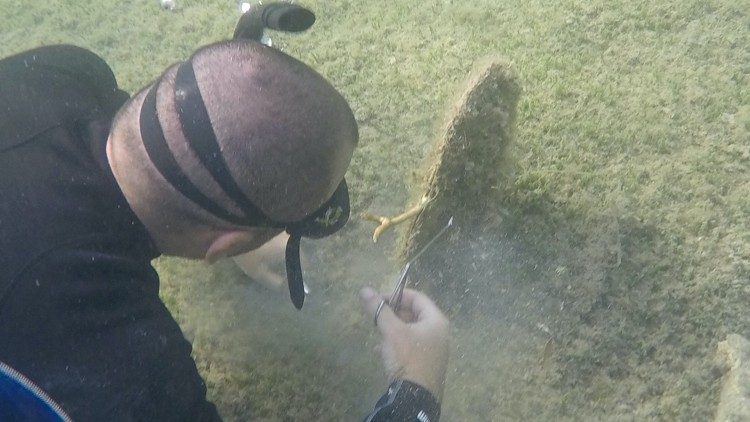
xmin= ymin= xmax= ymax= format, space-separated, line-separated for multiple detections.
xmin=205 ymin=230 xmax=256 ymax=264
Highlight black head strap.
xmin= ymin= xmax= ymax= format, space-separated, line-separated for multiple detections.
xmin=174 ymin=61 xmax=276 ymax=226
xmin=140 ymin=80 xmax=251 ymax=226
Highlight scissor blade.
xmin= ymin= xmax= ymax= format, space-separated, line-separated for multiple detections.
xmin=409 ymin=216 xmax=454 ymax=264
xmin=389 ymin=262 xmax=411 ymax=310
xmin=388 ymin=217 xmax=454 ymax=311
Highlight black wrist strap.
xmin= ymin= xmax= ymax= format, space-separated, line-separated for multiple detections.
xmin=364 ymin=379 xmax=441 ymax=422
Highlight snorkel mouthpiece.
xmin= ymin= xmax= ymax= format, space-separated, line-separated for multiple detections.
xmin=139 ymin=2 xmax=347 ymax=309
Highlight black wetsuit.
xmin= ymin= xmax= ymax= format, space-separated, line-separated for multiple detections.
xmin=0 ymin=45 xmax=221 ymax=421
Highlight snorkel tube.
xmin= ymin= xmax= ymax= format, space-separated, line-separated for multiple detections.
xmin=233 ymin=2 xmax=316 ymax=42
xmin=231 ymin=3 xmax=345 ymax=310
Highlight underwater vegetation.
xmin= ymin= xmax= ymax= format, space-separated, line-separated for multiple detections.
xmin=2 ymin=0 xmax=748 ymax=419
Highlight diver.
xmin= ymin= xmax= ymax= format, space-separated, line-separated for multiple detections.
xmin=0 ymin=2 xmax=448 ymax=421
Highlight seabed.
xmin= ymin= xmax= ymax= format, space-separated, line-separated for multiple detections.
xmin=2 ymin=0 xmax=749 ymax=419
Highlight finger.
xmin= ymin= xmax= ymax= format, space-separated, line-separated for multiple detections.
xmin=366 ymin=289 xmax=416 ymax=322
xmin=397 ymin=288 xmax=447 ymax=324
xmin=359 ymin=287 xmax=403 ymax=334
xmin=359 ymin=287 xmax=381 ymax=315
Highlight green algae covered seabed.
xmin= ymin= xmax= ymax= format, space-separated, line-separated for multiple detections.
xmin=2 ymin=0 xmax=748 ymax=419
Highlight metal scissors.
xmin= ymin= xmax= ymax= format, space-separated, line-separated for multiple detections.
xmin=375 ymin=217 xmax=454 ymax=325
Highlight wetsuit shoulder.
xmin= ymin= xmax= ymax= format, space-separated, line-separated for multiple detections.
xmin=0 ymin=44 xmax=120 ymax=102
xmin=0 ymin=45 xmax=128 ymax=151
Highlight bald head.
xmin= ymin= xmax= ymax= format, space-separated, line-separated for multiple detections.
xmin=108 ymin=40 xmax=357 ymax=256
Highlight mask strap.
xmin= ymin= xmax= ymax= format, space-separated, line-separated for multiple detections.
xmin=140 ymin=81 xmax=250 ymax=225
xmin=174 ymin=61 xmax=277 ymax=226
xmin=285 ymin=233 xmax=305 ymax=309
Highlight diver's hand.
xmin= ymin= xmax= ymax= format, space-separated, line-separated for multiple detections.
xmin=359 ymin=287 xmax=450 ymax=401
xmin=233 ymin=233 xmax=289 ymax=291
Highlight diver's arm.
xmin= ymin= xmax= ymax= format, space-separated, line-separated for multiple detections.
xmin=360 ymin=288 xmax=450 ymax=421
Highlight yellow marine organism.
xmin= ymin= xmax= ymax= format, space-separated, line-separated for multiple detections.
xmin=362 ymin=195 xmax=430 ymax=243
